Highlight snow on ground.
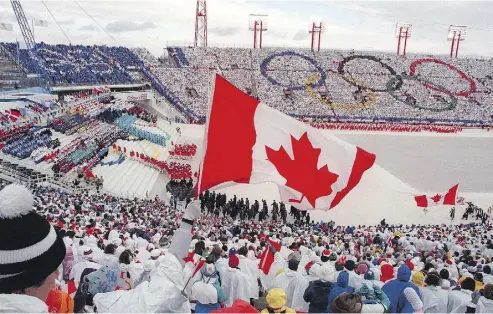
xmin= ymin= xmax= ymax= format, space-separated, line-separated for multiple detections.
xmin=175 ymin=125 xmax=493 ymax=225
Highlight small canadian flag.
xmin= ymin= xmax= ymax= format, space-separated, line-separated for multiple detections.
xmin=414 ymin=184 xmax=459 ymax=208
xmin=198 ymin=75 xmax=376 ymax=210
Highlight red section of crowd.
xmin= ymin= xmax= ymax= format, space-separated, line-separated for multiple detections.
xmin=311 ymin=122 xmax=463 ymax=134
xmin=113 ymin=144 xmax=193 ymax=179
xmin=169 ymin=143 xmax=197 ymax=157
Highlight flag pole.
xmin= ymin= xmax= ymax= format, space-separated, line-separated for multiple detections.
xmin=196 ymin=71 xmax=217 ymax=198
xmin=32 ymin=19 xmax=35 ymax=42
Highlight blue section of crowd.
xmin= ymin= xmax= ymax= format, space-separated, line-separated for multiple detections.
xmin=1 ymin=42 xmax=142 ymax=86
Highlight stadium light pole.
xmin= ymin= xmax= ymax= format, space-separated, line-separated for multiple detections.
xmin=448 ymin=25 xmax=467 ymax=58
xmin=309 ymin=21 xmax=325 ymax=52
xmin=395 ymin=23 xmax=412 ymax=57
xmin=249 ymin=14 xmax=268 ymax=49
xmin=194 ymin=0 xmax=207 ymax=47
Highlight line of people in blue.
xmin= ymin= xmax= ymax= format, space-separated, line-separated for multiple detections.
xmin=114 ymin=114 xmax=167 ymax=147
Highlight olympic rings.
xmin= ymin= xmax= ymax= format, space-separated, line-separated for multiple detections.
xmin=387 ymin=75 xmax=457 ymax=112
xmin=337 ymin=55 xmax=403 ymax=92
xmin=409 ymin=59 xmax=476 ymax=97
xmin=260 ymin=51 xmax=326 ymax=90
xmin=305 ymin=72 xmax=377 ymax=109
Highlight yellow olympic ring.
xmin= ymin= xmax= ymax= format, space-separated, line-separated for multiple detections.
xmin=305 ymin=73 xmax=377 ymax=109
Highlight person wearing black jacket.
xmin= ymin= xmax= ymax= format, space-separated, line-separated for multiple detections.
xmin=303 ymin=265 xmax=334 ymax=313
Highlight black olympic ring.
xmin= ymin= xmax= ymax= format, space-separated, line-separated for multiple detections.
xmin=338 ymin=55 xmax=403 ymax=92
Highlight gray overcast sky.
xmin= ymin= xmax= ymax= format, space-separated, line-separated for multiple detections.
xmin=0 ymin=0 xmax=491 ymax=57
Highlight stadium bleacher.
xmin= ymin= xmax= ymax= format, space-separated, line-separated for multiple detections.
xmin=1 ymin=42 xmax=142 ymax=86
xmin=140 ymin=46 xmax=493 ymax=125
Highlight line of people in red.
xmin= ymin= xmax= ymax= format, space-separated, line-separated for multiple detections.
xmin=311 ymin=122 xmax=463 ymax=134
xmin=113 ymin=144 xmax=193 ymax=179
xmin=169 ymin=143 xmax=197 ymax=158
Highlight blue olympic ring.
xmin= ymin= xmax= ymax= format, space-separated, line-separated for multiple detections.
xmin=260 ymin=51 xmax=326 ymax=91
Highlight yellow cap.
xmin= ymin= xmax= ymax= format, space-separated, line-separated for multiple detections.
xmin=266 ymin=288 xmax=287 ymax=309
xmin=412 ymin=271 xmax=425 ymax=287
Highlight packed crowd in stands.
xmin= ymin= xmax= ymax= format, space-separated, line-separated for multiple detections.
xmin=3 ymin=42 xmax=493 ymax=126
xmin=145 ymin=47 xmax=493 ymax=126
xmin=1 ymin=42 xmax=142 ymax=85
xmin=3 ymin=182 xmax=493 ymax=313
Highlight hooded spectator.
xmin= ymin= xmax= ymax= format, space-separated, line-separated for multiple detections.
xmin=382 ymin=265 xmax=421 ymax=313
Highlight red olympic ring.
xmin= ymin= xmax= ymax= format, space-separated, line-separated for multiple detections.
xmin=409 ymin=59 xmax=476 ymax=97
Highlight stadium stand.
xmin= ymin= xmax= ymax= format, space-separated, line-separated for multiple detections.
xmin=148 ymin=46 xmax=493 ymax=126
xmin=1 ymin=42 xmax=142 ymax=86
xmin=2 ymin=42 xmax=493 ymax=126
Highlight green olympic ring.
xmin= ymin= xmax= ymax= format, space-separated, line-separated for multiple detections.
xmin=387 ymin=75 xmax=457 ymax=112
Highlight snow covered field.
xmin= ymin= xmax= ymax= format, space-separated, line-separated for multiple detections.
xmin=177 ymin=123 xmax=493 ymax=225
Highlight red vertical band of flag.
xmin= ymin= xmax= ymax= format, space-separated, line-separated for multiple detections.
xmin=330 ymin=147 xmax=376 ymax=209
xmin=199 ymin=74 xmax=260 ymax=193
xmin=259 ymin=238 xmax=282 ymax=275
xmin=443 ymin=184 xmax=459 ymax=205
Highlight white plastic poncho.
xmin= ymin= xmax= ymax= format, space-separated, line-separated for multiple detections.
xmin=419 ymin=285 xmax=449 ymax=313
xmin=238 ymin=255 xmax=260 ymax=299
xmin=447 ymin=289 xmax=474 ymax=313
xmin=220 ymin=267 xmax=251 ymax=307
xmin=270 ymin=269 xmax=309 ymax=311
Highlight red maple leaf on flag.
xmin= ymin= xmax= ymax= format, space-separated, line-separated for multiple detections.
xmin=265 ymin=132 xmax=339 ymax=208
xmin=183 ymin=251 xmax=196 ymax=264
xmin=431 ymin=194 xmax=442 ymax=203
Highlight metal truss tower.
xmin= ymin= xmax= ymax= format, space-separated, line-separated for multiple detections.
xmin=11 ymin=0 xmax=49 ymax=88
xmin=194 ymin=0 xmax=207 ymax=47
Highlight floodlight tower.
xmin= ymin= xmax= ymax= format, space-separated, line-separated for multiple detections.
xmin=194 ymin=0 xmax=207 ymax=47
xmin=249 ymin=14 xmax=268 ymax=49
xmin=395 ymin=23 xmax=412 ymax=57
xmin=309 ymin=22 xmax=325 ymax=52
xmin=448 ymin=25 xmax=467 ymax=58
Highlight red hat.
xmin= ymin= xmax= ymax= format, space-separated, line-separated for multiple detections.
xmin=446 ymin=259 xmax=453 ymax=265
xmin=405 ymin=259 xmax=415 ymax=271
xmin=322 ymin=249 xmax=331 ymax=257
xmin=229 ymin=254 xmax=240 ymax=268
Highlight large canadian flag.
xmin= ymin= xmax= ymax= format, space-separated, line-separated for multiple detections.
xmin=414 ymin=184 xmax=459 ymax=208
xmin=198 ymin=75 xmax=376 ymax=210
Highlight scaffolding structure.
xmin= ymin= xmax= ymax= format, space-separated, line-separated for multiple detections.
xmin=309 ymin=22 xmax=324 ymax=52
xmin=395 ymin=23 xmax=412 ymax=57
xmin=448 ymin=25 xmax=467 ymax=58
xmin=194 ymin=0 xmax=207 ymax=47
xmin=249 ymin=14 xmax=268 ymax=49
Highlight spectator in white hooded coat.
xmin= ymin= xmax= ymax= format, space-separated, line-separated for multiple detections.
xmin=238 ymin=246 xmax=260 ymax=300
xmin=419 ymin=272 xmax=449 ymax=313
xmin=220 ymin=253 xmax=251 ymax=307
